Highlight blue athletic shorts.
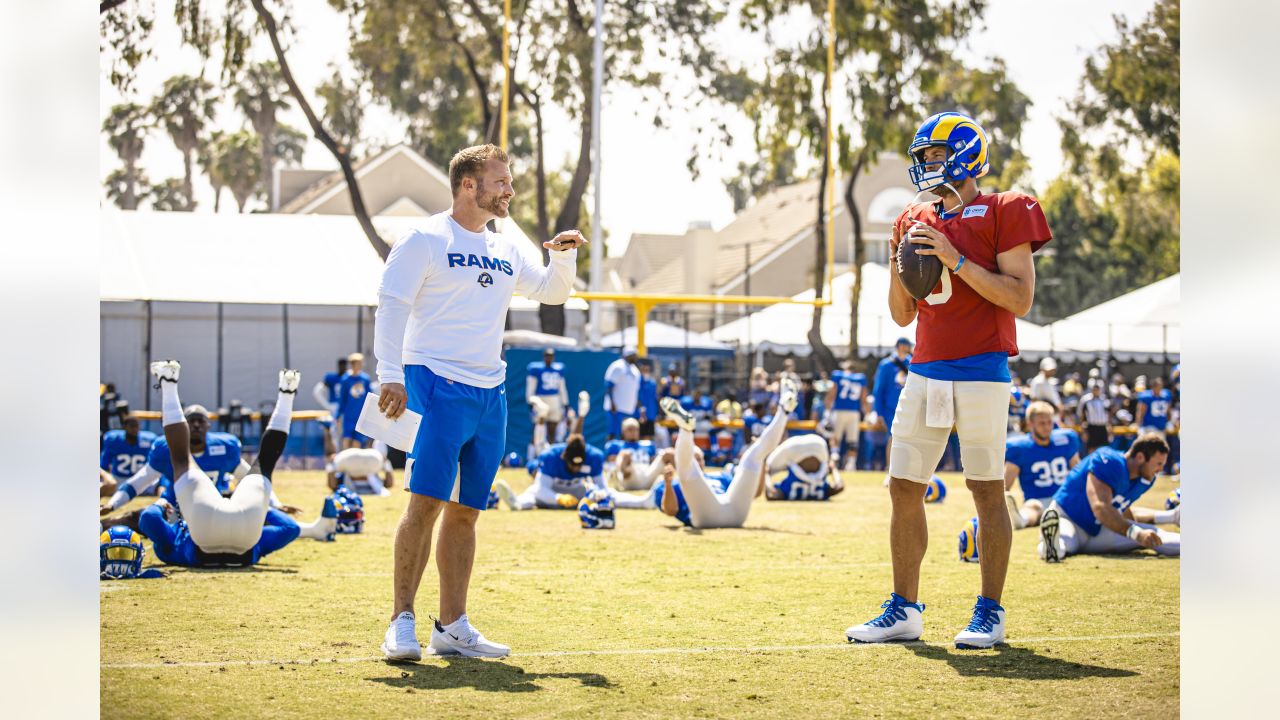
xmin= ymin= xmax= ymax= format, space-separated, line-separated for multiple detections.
xmin=608 ymin=410 xmax=637 ymax=437
xmin=405 ymin=364 xmax=507 ymax=510
xmin=341 ymin=417 xmax=369 ymax=443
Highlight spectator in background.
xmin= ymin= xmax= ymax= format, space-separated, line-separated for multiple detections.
xmin=715 ymin=389 xmax=743 ymax=420
xmin=604 ymin=346 xmax=641 ymax=440
xmin=336 ymin=352 xmax=374 ymax=449
xmin=100 ymin=383 xmax=121 ymax=435
xmin=1061 ymin=372 xmax=1084 ymax=419
xmin=1108 ymin=373 xmax=1132 ymax=414
xmin=778 ymin=358 xmax=801 ymax=389
xmin=636 ymin=360 xmax=660 ymax=441
xmin=1134 ymin=376 xmax=1173 ymax=438
xmin=748 ymin=366 xmax=775 ymax=412
xmin=796 ymin=377 xmax=818 ymax=421
xmin=658 ymin=363 xmax=686 ymax=401
xmin=312 ymin=357 xmax=349 ymax=418
xmin=1078 ymin=380 xmax=1112 ymax=452
xmin=1008 ymin=376 xmax=1028 ymax=434
xmin=1029 ymin=357 xmax=1063 ymax=414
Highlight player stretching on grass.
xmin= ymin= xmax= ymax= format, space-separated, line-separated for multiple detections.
xmin=655 ymin=377 xmax=797 ymax=529
xmin=374 ymin=144 xmax=582 ymax=660
xmin=845 ymin=111 xmax=1051 ymax=649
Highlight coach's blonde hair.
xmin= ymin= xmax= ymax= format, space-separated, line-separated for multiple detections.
xmin=448 ymin=144 xmax=510 ymax=196
xmin=1025 ymin=400 xmax=1055 ymax=420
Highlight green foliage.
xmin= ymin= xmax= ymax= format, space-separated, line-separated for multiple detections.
xmin=102 ymin=103 xmax=153 ymax=210
xmin=315 ymin=68 xmax=365 ymax=159
xmin=201 ymin=130 xmax=264 ymax=213
xmin=100 ymin=0 xmax=156 ymax=93
xmin=150 ymin=74 xmax=217 ymax=209
xmin=145 ymin=177 xmax=192 ymax=211
xmin=272 ymin=124 xmax=307 ymax=167
xmin=104 ymin=167 xmax=151 ymax=211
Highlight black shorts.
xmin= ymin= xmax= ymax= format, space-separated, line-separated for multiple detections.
xmin=638 ymin=419 xmax=656 ymax=439
xmin=1086 ymin=424 xmax=1110 ymax=449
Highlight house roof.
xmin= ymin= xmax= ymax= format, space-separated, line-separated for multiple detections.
xmin=277 ymin=143 xmax=452 ymax=214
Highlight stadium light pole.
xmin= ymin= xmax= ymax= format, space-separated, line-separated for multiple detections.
xmin=589 ymin=0 xmax=604 ymax=348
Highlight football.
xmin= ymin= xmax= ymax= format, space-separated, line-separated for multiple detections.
xmin=896 ymin=225 xmax=944 ymax=300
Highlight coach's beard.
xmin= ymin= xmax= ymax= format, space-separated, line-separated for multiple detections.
xmin=475 ymin=185 xmax=511 ymax=218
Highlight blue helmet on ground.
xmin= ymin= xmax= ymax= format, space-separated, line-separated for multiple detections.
xmin=924 ymin=476 xmax=947 ymax=503
xmin=331 ymin=491 xmax=364 ymax=534
xmin=957 ymin=517 xmax=980 ymax=563
xmin=100 ymin=526 xmax=146 ymax=579
xmin=578 ymin=488 xmax=616 ymax=530
xmin=505 ymin=451 xmax=524 ymax=468
xmin=1165 ymin=487 xmax=1180 ymax=510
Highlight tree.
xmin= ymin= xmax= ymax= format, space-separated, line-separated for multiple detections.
xmin=146 ymin=177 xmax=193 ymax=211
xmin=333 ymin=0 xmax=727 ymax=335
xmin=315 ymin=68 xmax=365 ymax=160
xmin=197 ymin=130 xmax=228 ymax=212
xmin=102 ymin=102 xmax=151 ymax=210
xmin=272 ymin=123 xmax=307 ymax=167
xmin=150 ymin=74 xmax=216 ymax=210
xmin=234 ymin=60 xmax=292 ymax=209
xmin=205 ymin=130 xmax=264 ymax=213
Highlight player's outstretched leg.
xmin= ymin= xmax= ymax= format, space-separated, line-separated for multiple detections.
xmin=151 ymin=360 xmax=191 ymax=479
xmin=725 ymin=377 xmax=796 ymax=510
xmin=662 ymin=397 xmax=722 ymax=527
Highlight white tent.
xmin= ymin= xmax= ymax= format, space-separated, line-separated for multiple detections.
xmin=710 ymin=263 xmax=1047 ymax=357
xmin=602 ymin=321 xmax=733 ymax=352
xmin=503 ymin=329 xmax=579 ymax=349
xmin=1023 ymin=274 xmax=1179 ymax=361
xmin=100 ymin=209 xmax=587 ymax=410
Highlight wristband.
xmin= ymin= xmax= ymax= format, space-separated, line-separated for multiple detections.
xmin=1125 ymin=523 xmax=1143 ymax=540
xmin=951 ymin=255 xmax=966 ymax=273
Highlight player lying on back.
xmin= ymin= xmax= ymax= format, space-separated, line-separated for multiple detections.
xmin=101 ymin=413 xmax=156 ymax=496
xmin=138 ymin=361 xmax=335 ymax=567
xmin=764 ymin=434 xmax=845 ymax=501
xmin=1002 ymin=401 xmax=1081 ymax=528
xmin=604 ymin=418 xmax=662 ymax=491
xmin=1038 ymin=433 xmax=1179 ymax=562
xmin=327 ymin=446 xmax=395 ymax=496
xmin=654 ymin=377 xmax=797 ymax=528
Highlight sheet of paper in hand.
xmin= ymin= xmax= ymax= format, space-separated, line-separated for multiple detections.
xmin=355 ymin=393 xmax=422 ymax=453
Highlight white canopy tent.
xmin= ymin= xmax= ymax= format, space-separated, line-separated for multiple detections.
xmin=100 ymin=209 xmax=587 ymax=410
xmin=602 ymin=321 xmax=733 ymax=352
xmin=710 ymin=263 xmax=1047 ymax=357
xmin=1026 ymin=274 xmax=1179 ymax=362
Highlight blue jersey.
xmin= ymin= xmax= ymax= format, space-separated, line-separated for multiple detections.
xmin=603 ymin=439 xmax=656 ymax=465
xmin=1136 ymin=389 xmax=1173 ymax=427
xmin=652 ymin=471 xmax=731 ymax=526
xmin=771 ymin=470 xmax=833 ymax=501
xmin=830 ymin=370 xmax=867 ymax=412
xmin=659 ymin=376 xmax=686 ymax=400
xmin=100 ymin=429 xmax=156 ymax=480
xmin=537 ymin=443 xmax=605 ymax=483
xmin=147 ymin=432 xmax=243 ymax=503
xmin=638 ymin=376 xmax=660 ymax=421
xmin=323 ymin=371 xmax=344 ymax=404
xmin=1005 ymin=429 xmax=1079 ymax=501
xmin=873 ymin=355 xmax=911 ymax=420
xmin=1052 ymin=447 xmax=1155 ymax=536
xmin=337 ymin=371 xmax=373 ymax=421
xmin=527 ymin=361 xmax=566 ymax=396
xmin=1009 ymin=386 xmax=1027 ymax=422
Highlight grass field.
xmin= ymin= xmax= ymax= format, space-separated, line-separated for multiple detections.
xmin=101 ymin=467 xmax=1179 ymax=719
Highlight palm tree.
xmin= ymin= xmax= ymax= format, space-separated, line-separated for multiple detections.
xmin=102 ymin=103 xmax=150 ymax=209
xmin=150 ymin=74 xmax=216 ymax=210
xmin=207 ymin=130 xmax=263 ymax=213
xmin=197 ymin=130 xmax=228 ymax=212
xmin=146 ymin=178 xmax=192 ymax=211
xmin=235 ymin=60 xmax=291 ymax=209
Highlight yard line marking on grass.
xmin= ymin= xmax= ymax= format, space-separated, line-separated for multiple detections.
xmin=102 ymin=631 xmax=1179 ymax=669
xmin=311 ymin=563 xmax=893 ymax=578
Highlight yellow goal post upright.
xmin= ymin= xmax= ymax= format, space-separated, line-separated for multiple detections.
xmin=501 ymin=1 xmax=840 ymax=357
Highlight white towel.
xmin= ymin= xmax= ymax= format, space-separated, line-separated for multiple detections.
xmin=925 ymin=378 xmax=955 ymax=429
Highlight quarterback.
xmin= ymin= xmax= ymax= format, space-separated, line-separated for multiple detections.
xmin=846 ymin=111 xmax=1052 ymax=649
xmin=373 ymin=144 xmax=582 ymax=660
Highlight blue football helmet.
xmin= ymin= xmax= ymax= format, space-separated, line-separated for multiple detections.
xmin=578 ymin=488 xmax=616 ymax=530
xmin=505 ymin=451 xmax=524 ymax=468
xmin=957 ymin=517 xmax=980 ymax=563
xmin=331 ymin=491 xmax=364 ymax=534
xmin=924 ymin=476 xmax=947 ymax=503
xmin=907 ymin=111 xmax=991 ymax=192
xmin=100 ymin=526 xmax=146 ymax=579
xmin=1166 ymin=487 xmax=1181 ymax=510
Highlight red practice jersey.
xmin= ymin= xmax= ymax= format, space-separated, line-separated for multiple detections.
xmin=895 ymin=191 xmax=1052 ymax=364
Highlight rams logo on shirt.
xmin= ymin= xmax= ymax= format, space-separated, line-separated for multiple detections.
xmin=477 ymin=272 xmax=494 ymax=288
xmin=446 ymin=252 xmax=514 ymax=276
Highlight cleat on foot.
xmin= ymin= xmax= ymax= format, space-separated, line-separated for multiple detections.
xmin=660 ymin=396 xmax=695 ymax=432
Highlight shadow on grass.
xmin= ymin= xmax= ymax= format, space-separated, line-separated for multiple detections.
xmin=661 ymin=525 xmax=813 ymax=536
xmin=904 ymin=643 xmax=1138 ymax=681
xmin=368 ymin=656 xmax=613 ymax=693
xmin=173 ymin=565 xmax=299 ymax=575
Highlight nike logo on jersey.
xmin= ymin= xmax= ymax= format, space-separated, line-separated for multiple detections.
xmin=447 ymin=252 xmax=514 ymax=276
xmin=1026 ymin=201 xmax=1038 ymax=210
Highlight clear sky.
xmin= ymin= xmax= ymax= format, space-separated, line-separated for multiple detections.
xmin=100 ymin=0 xmax=1156 ymax=255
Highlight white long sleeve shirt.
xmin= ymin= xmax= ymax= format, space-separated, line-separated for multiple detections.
xmin=375 ymin=212 xmax=578 ymax=388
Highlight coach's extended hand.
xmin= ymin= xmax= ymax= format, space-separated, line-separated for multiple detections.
xmin=545 ymin=230 xmax=587 ymax=252
xmin=380 ymin=383 xmax=407 ymax=419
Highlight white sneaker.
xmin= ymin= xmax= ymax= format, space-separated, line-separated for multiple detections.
xmin=492 ymin=479 xmax=519 ymax=510
xmin=429 ymin=616 xmax=510 ymax=658
xmin=578 ymin=390 xmax=591 ymax=418
xmin=660 ymin=397 xmax=695 ymax=432
xmin=955 ymin=596 xmax=1006 ymax=649
xmin=1005 ymin=493 xmax=1027 ymax=530
xmin=279 ymin=369 xmax=301 ymax=393
xmin=846 ymin=594 xmax=924 ymax=643
xmin=779 ymin=377 xmax=798 ymax=414
xmin=150 ymin=360 xmax=181 ymax=384
xmin=381 ymin=611 xmax=422 ymax=661
xmin=1040 ymin=508 xmax=1062 ymax=563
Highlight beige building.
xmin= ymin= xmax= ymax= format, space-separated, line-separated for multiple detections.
xmin=607 ymin=153 xmax=918 ymax=331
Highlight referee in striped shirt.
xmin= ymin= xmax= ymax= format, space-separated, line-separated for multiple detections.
xmin=1078 ymin=381 xmax=1111 ymax=452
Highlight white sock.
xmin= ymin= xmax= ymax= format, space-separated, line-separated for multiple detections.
xmin=296 ymin=514 xmax=336 ymax=540
xmin=1153 ymin=508 xmax=1177 ymax=524
xmin=161 ymin=381 xmax=184 ymax=426
xmin=268 ymin=389 xmax=295 ymax=432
